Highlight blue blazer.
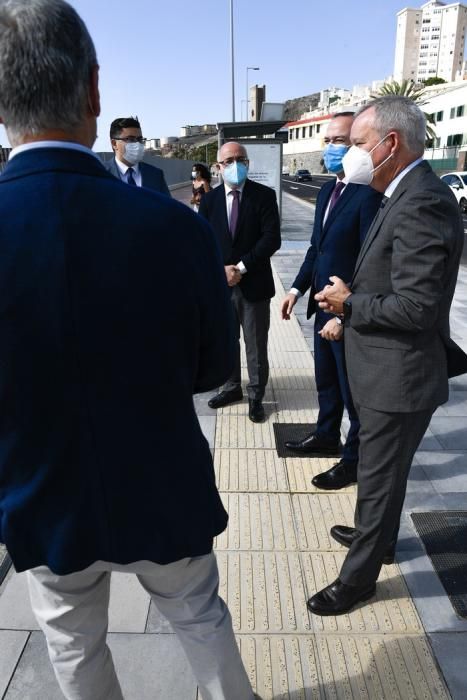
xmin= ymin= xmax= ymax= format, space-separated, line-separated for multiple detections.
xmin=199 ymin=179 xmax=281 ymax=302
xmin=105 ymin=157 xmax=171 ymax=197
xmin=292 ymin=180 xmax=382 ymax=318
xmin=0 ymin=148 xmax=233 ymax=574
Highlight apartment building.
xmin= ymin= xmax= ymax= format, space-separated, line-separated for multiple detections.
xmin=394 ymin=0 xmax=467 ymax=83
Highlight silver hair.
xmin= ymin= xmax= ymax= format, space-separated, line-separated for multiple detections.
xmin=0 ymin=0 xmax=97 ymax=143
xmin=217 ymin=141 xmax=248 ymax=161
xmin=356 ymin=96 xmax=426 ymax=156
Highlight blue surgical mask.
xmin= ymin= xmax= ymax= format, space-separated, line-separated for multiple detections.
xmin=223 ymin=161 xmax=248 ymax=187
xmin=323 ymin=143 xmax=349 ymax=174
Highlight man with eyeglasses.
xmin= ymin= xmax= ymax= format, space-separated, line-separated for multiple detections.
xmin=199 ymin=141 xmax=281 ymax=423
xmin=105 ymin=116 xmax=170 ymax=196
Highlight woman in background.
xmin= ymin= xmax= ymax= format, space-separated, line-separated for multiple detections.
xmin=191 ymin=163 xmax=211 ymax=212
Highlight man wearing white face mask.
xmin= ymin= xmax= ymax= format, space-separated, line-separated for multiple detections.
xmin=105 ymin=116 xmax=170 ymax=196
xmin=308 ymin=96 xmax=467 ymax=617
xmin=199 ymin=141 xmax=281 ymax=422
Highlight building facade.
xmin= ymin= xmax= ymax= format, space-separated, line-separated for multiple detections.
xmin=394 ymin=0 xmax=467 ymax=83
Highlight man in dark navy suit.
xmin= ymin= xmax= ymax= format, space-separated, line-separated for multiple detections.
xmin=0 ymin=1 xmax=254 ymax=698
xmin=105 ymin=116 xmax=170 ymax=196
xmin=281 ymin=113 xmax=381 ymax=489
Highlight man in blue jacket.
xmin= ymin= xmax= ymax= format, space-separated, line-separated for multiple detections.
xmin=105 ymin=116 xmax=170 ymax=195
xmin=0 ymin=1 xmax=254 ymax=698
xmin=281 ymin=113 xmax=381 ymax=490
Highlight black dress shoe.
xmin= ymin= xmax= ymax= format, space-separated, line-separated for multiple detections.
xmin=312 ymin=459 xmax=357 ymax=490
xmin=208 ymin=388 xmax=243 ymax=409
xmin=285 ymin=432 xmax=340 ymax=454
xmin=307 ymin=577 xmax=376 ymax=616
xmin=249 ymin=399 xmax=265 ymax=423
xmin=330 ymin=525 xmax=396 ymax=565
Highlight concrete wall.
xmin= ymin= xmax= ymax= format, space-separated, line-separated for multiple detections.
xmin=283 ymin=150 xmax=324 ymax=175
xmin=98 ymin=152 xmax=194 ymax=186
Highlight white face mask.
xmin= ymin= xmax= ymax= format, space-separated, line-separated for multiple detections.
xmin=124 ymin=142 xmax=145 ymax=165
xmin=342 ymin=135 xmax=393 ymax=185
xmin=192 ymin=170 xmax=198 ymax=179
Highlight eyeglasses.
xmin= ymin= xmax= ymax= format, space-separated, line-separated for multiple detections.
xmin=218 ymin=156 xmax=249 ymax=166
xmin=114 ymin=136 xmax=146 ymax=144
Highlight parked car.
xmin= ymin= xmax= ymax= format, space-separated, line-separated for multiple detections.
xmin=294 ymin=169 xmax=312 ymax=182
xmin=440 ymin=171 xmax=467 ymax=212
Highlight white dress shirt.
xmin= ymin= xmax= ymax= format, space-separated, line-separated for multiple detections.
xmin=115 ymin=157 xmax=143 ymax=187
xmin=223 ymin=183 xmax=247 ymax=274
xmin=9 ymin=140 xmax=99 ymax=161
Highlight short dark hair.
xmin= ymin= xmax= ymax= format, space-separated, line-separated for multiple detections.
xmin=110 ymin=116 xmax=141 ymax=139
xmin=331 ymin=112 xmax=355 ymax=119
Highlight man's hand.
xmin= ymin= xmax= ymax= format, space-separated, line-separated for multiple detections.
xmin=225 ymin=265 xmax=242 ymax=287
xmin=319 ymin=317 xmax=344 ymax=341
xmin=281 ymin=292 xmax=298 ymax=320
xmin=315 ymin=276 xmax=351 ymax=314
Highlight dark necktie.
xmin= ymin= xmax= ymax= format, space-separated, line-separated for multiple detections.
xmin=127 ymin=167 xmax=136 ymax=186
xmin=230 ymin=190 xmax=240 ymax=237
xmin=328 ymin=180 xmax=345 ymax=212
xmin=380 ymin=195 xmax=389 ymax=209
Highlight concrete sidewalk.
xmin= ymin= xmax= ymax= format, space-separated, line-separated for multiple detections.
xmin=0 ymin=189 xmax=466 ymax=699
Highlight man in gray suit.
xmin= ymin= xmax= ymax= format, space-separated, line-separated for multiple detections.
xmin=308 ymin=96 xmax=467 ymax=616
xmin=105 ymin=116 xmax=170 ymax=196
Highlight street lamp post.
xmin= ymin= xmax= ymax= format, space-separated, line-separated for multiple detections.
xmin=230 ymin=0 xmax=235 ymax=121
xmin=246 ymin=66 xmax=260 ymax=121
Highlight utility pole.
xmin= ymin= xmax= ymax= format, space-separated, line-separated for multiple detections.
xmin=230 ymin=0 xmax=235 ymax=121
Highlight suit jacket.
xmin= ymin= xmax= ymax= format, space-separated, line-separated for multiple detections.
xmin=0 ymin=147 xmax=234 ymax=574
xmin=345 ymin=160 xmax=467 ymax=414
xmin=292 ymin=180 xmax=382 ymax=319
xmin=105 ymin=157 xmax=171 ymax=197
xmin=198 ymin=179 xmax=281 ymax=302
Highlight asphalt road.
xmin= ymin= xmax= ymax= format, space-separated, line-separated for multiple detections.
xmin=282 ymin=175 xmax=467 ymax=264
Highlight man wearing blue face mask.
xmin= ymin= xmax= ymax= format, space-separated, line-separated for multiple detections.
xmin=199 ymin=141 xmax=281 ymax=422
xmin=105 ymin=116 xmax=170 ymax=196
xmin=281 ymin=113 xmax=382 ymax=489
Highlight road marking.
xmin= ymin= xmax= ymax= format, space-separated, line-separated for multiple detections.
xmin=290 ymin=186 xmax=299 ymax=190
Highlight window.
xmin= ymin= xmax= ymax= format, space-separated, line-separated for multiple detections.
xmin=289 ymin=130 xmax=293 ymax=140
xmin=316 ymin=124 xmax=321 ymax=134
xmin=295 ymin=128 xmax=299 ymax=138
xmin=302 ymin=127 xmax=306 ymax=138
xmin=451 ymin=107 xmax=456 ymax=118
xmin=309 ymin=126 xmax=313 ymax=137
xmin=435 ymin=137 xmax=441 ymax=147
xmin=457 ymin=105 xmax=464 ymax=117
xmin=436 ymin=110 xmax=444 ymax=122
xmin=447 ymin=133 xmax=463 ymax=146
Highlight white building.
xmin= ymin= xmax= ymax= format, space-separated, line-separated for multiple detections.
xmin=394 ymin=0 xmax=467 ymax=83
xmin=421 ymin=81 xmax=467 ymax=167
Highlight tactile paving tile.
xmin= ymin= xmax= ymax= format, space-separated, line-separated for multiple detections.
xmin=274 ymin=389 xmax=320 ymax=413
xmin=214 ymin=415 xmax=276 ymax=449
xmin=270 ymin=368 xmax=316 ymax=391
xmin=216 ymin=551 xmax=311 ymax=633
xmin=214 ymin=449 xmax=289 ymax=492
xmin=235 ymin=634 xmax=450 ymax=700
xmin=301 ymin=552 xmax=423 ymax=634
xmin=292 ymin=494 xmax=357 ymax=551
xmin=216 ymin=494 xmax=298 ymax=551
xmin=286 ymin=456 xmax=357 ymax=493
xmin=269 ymin=351 xmax=315 ymax=369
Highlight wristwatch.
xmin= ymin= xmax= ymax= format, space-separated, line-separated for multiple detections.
xmin=343 ymin=297 xmax=352 ymax=320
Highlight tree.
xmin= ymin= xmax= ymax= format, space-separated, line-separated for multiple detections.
xmin=422 ymin=77 xmax=446 ymax=87
xmin=373 ymin=79 xmax=436 ymax=143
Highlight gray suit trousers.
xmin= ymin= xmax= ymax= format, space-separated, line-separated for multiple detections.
xmin=339 ymin=405 xmax=433 ymax=587
xmin=224 ymin=286 xmax=270 ymax=400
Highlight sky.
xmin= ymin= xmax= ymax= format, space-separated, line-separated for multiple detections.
xmin=0 ymin=0 xmax=434 ymax=151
